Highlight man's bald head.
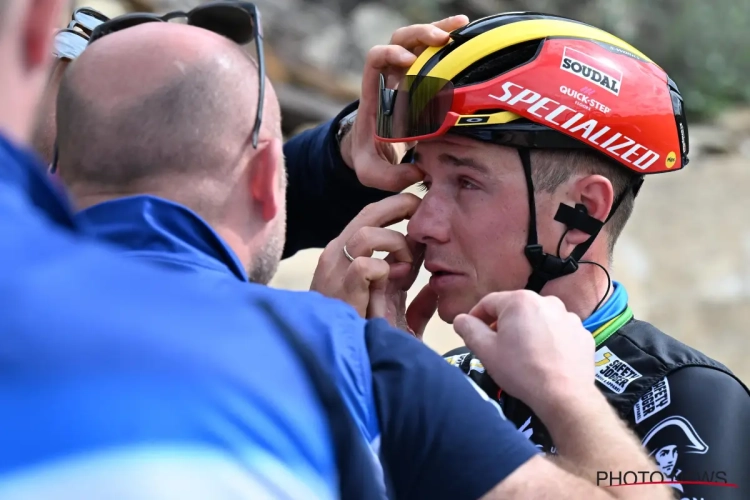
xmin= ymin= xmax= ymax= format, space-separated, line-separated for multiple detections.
xmin=56 ymin=22 xmax=281 ymax=217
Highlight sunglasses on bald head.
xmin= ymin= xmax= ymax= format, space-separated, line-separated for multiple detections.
xmin=49 ymin=1 xmax=265 ymax=174
xmin=88 ymin=1 xmax=265 ymax=149
xmin=52 ymin=7 xmax=108 ymax=60
xmin=69 ymin=7 xmax=109 ymax=35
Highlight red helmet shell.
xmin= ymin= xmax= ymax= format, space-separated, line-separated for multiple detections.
xmin=450 ymin=38 xmax=685 ymax=174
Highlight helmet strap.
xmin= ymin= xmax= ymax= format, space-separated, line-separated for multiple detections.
xmin=518 ymin=147 xmax=644 ymax=293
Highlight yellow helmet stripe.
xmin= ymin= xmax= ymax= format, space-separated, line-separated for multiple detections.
xmin=408 ymin=19 xmax=654 ymax=80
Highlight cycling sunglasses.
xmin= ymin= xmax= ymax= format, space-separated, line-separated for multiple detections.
xmin=88 ymin=1 xmax=265 ymax=149
xmin=69 ymin=7 xmax=109 ymax=35
xmin=52 ymin=7 xmax=109 ymax=60
xmin=50 ymin=2 xmax=265 ymax=175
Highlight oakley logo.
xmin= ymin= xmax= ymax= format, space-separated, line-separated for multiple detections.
xmin=561 ymin=47 xmax=622 ymax=96
xmin=489 ymin=81 xmax=660 ymax=171
xmin=457 ymin=116 xmax=490 ymax=124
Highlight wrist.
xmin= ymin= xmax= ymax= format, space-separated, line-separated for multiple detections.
xmin=338 ymin=127 xmax=355 ymax=170
xmin=335 ymin=109 xmax=357 ymax=170
xmin=532 ymin=383 xmax=605 ymax=426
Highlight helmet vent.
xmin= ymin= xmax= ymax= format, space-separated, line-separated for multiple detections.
xmin=454 ymin=40 xmax=543 ymax=87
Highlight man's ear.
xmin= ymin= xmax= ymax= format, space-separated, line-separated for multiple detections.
xmin=249 ymin=137 xmax=283 ymax=222
xmin=563 ymin=174 xmax=614 ymax=246
xmin=23 ymin=0 xmax=67 ymax=70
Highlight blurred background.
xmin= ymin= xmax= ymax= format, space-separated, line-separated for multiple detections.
xmin=70 ymin=1 xmax=750 ymax=381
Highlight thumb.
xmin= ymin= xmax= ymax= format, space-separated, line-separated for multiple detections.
xmin=366 ymin=273 xmax=389 ymax=319
xmin=406 ymin=284 xmax=438 ymax=340
xmin=357 ymin=159 xmax=424 ymax=192
xmin=454 ymin=313 xmax=497 ymax=357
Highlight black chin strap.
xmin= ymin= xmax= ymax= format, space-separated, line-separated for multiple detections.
xmin=518 ymin=147 xmax=644 ymax=293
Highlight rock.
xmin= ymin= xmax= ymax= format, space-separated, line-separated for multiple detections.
xmin=300 ymin=24 xmax=348 ymax=70
xmin=348 ymin=4 xmax=410 ymax=59
xmin=739 ymin=138 xmax=750 ymax=158
xmin=287 ymin=63 xmax=360 ymax=101
xmin=74 ymin=0 xmax=128 ymax=17
xmin=687 ymin=124 xmax=736 ymax=156
xmin=130 ymin=0 xmax=195 ymax=12
xmin=274 ymin=82 xmax=349 ymax=134
xmin=716 ymin=107 xmax=750 ymax=135
xmin=264 ymin=45 xmax=291 ymax=84
xmin=463 ymin=0 xmax=505 ymax=17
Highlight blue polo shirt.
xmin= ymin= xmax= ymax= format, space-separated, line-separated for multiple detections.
xmin=0 ymin=133 xmax=355 ymax=499
xmin=78 ymin=195 xmax=383 ymax=463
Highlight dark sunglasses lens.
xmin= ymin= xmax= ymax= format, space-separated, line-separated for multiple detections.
xmin=90 ymin=15 xmax=159 ymax=43
xmin=189 ymin=6 xmax=255 ymax=45
xmin=115 ymin=16 xmax=162 ymax=31
xmin=75 ymin=9 xmax=108 ymax=28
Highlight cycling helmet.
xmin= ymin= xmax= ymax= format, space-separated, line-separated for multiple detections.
xmin=376 ymin=11 xmax=690 ymax=293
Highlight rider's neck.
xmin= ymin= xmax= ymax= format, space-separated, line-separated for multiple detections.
xmin=540 ymin=261 xmax=614 ymax=322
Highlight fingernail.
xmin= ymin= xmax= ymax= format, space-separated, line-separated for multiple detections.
xmin=453 ymin=314 xmax=467 ymax=330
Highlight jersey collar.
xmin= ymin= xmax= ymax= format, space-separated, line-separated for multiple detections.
xmin=78 ymin=195 xmax=248 ymax=282
xmin=582 ymin=281 xmax=633 ymax=346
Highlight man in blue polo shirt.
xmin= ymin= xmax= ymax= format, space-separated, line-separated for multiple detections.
xmin=0 ymin=1 xmax=385 ymax=498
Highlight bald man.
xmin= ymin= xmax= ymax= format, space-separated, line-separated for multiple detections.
xmin=34 ymin=9 xmax=430 ymax=263
xmin=58 ymin=24 xmax=288 ymax=282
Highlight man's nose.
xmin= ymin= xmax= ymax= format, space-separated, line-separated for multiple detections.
xmin=407 ymin=195 xmax=450 ymax=244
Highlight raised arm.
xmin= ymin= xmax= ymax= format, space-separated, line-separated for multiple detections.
xmin=454 ymin=291 xmax=674 ymax=500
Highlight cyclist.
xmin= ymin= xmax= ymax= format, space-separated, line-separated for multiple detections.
xmin=374 ymin=11 xmax=750 ymax=499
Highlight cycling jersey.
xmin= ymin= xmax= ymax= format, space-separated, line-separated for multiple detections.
xmin=445 ymin=282 xmax=750 ymax=500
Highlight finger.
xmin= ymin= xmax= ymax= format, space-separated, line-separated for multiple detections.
xmin=342 ymin=257 xmax=390 ymax=317
xmin=405 ymin=235 xmax=426 ymax=274
xmin=389 ymin=23 xmax=452 ymax=51
xmin=360 ymin=45 xmax=417 ymax=137
xmin=431 ymin=15 xmax=470 ymax=33
xmin=465 ymin=291 xmax=516 ymax=325
xmin=346 ymin=226 xmax=413 ymax=263
xmin=453 ymin=313 xmax=498 ymax=357
xmin=412 ymin=15 xmax=471 ymax=57
xmin=406 ymin=284 xmax=438 ymax=340
xmin=376 ymin=140 xmax=416 ymax=166
xmin=355 ymin=159 xmax=424 ymax=192
xmin=388 ymin=261 xmax=413 ymax=281
xmin=385 ymin=236 xmax=424 ymax=290
xmin=340 ymin=193 xmax=422 ymax=242
xmin=366 ymin=263 xmax=390 ymax=319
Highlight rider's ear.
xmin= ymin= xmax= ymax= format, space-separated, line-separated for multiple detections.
xmin=563 ymin=175 xmax=613 ymax=246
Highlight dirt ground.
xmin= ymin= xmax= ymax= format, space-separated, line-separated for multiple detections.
xmin=272 ymin=119 xmax=750 ymax=384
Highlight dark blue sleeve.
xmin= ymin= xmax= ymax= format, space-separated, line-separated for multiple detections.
xmin=282 ymin=102 xmax=393 ymax=259
xmin=632 ymin=367 xmax=750 ymax=500
xmin=364 ymin=319 xmax=539 ymax=500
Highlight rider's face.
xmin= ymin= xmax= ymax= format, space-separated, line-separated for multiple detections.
xmin=407 ymin=135 xmax=562 ymax=322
